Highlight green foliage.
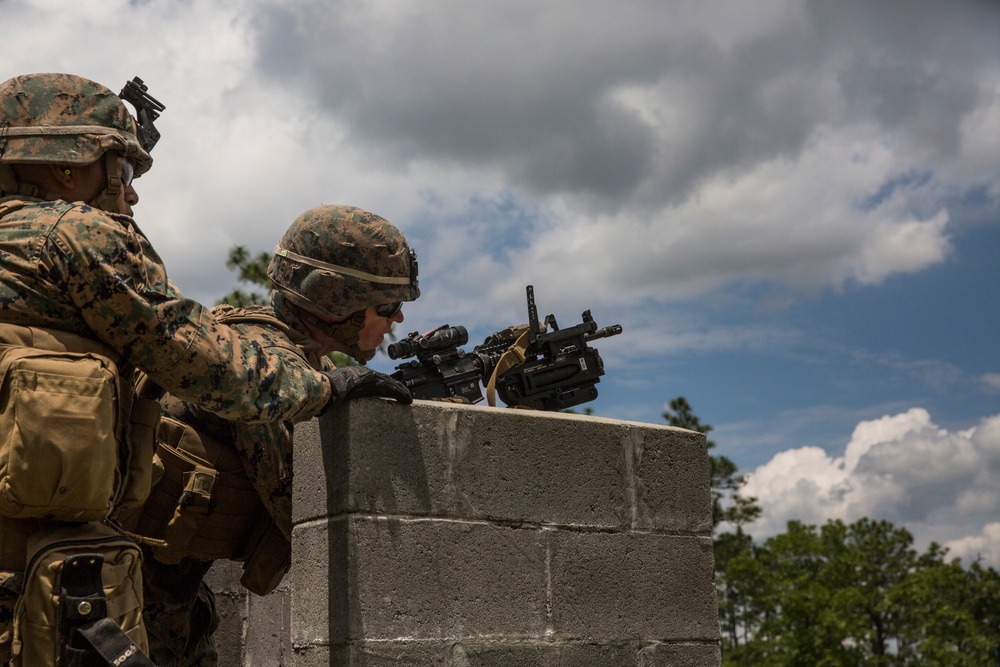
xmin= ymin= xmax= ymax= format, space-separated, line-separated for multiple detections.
xmin=217 ymin=245 xmax=273 ymax=307
xmin=328 ymin=351 xmax=357 ymax=368
xmin=663 ymin=396 xmax=761 ymax=529
xmin=720 ymin=518 xmax=1000 ymax=666
xmin=665 ymin=398 xmax=1000 ymax=665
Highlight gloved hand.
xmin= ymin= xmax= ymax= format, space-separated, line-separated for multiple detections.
xmin=321 ymin=366 xmax=413 ymax=409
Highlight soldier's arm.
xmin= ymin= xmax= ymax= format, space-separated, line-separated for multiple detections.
xmin=50 ymin=208 xmax=331 ymax=422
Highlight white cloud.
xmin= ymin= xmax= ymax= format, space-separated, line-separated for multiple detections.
xmin=981 ymin=373 xmax=1000 ymax=393
xmin=743 ymin=409 xmax=1000 ymax=565
xmin=5 ymin=0 xmax=995 ymax=315
xmin=946 ymin=523 xmax=1000 ymax=565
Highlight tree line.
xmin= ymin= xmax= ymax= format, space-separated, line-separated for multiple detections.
xmin=665 ymin=396 xmax=1000 ymax=666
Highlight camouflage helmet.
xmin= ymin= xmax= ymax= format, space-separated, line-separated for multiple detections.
xmin=0 ymin=73 xmax=152 ymax=175
xmin=268 ymin=205 xmax=419 ymax=321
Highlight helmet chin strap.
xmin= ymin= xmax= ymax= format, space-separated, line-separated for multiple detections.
xmin=276 ymin=294 xmax=374 ymax=365
xmin=86 ymin=151 xmax=124 ymax=213
xmin=0 ymin=164 xmax=64 ymax=202
xmin=330 ymin=310 xmax=375 ymax=364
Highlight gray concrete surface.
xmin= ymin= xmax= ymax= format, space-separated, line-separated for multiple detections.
xmin=212 ymin=399 xmax=721 ymax=666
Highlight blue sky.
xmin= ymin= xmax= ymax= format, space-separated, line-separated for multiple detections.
xmin=7 ymin=0 xmax=1000 ymax=562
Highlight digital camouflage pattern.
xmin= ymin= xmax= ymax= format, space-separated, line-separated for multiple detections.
xmin=141 ymin=556 xmax=218 ymax=667
xmin=0 ymin=199 xmax=330 ymax=421
xmin=267 ymin=204 xmax=419 ymax=321
xmin=0 ymin=197 xmax=330 ymax=666
xmin=0 ymin=73 xmax=152 ymax=174
xmin=158 ymin=304 xmax=332 ymax=538
xmin=146 ymin=305 xmax=332 ymax=666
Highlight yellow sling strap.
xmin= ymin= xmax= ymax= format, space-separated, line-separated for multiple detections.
xmin=485 ymin=324 xmax=532 ymax=407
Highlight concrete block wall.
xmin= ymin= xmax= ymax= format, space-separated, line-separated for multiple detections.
xmin=208 ymin=399 xmax=720 ymax=665
xmin=282 ymin=399 xmax=721 ymax=666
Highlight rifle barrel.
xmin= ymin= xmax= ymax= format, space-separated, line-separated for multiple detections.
xmin=585 ymin=324 xmax=623 ymax=341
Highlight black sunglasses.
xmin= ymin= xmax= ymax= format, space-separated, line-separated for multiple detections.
xmin=376 ymin=301 xmax=403 ymax=318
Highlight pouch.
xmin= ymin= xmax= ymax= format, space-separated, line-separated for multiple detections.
xmin=10 ymin=521 xmax=148 ymax=666
xmin=0 ymin=347 xmax=120 ymax=522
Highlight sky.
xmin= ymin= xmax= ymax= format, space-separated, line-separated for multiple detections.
xmin=6 ymin=0 xmax=1000 ymax=564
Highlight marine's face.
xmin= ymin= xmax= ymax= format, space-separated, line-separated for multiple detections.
xmin=119 ymin=182 xmax=139 ymax=216
xmin=357 ymin=305 xmax=405 ymax=352
xmin=305 ymin=305 xmax=404 ymax=358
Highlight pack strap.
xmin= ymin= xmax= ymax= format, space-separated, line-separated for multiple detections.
xmin=60 ymin=554 xmax=156 ymax=666
xmin=70 ymin=618 xmax=156 ymax=666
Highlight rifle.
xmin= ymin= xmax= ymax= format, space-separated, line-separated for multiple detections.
xmin=388 ymin=285 xmax=622 ymax=411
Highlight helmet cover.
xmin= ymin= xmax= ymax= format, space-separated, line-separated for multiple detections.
xmin=0 ymin=73 xmax=152 ymax=176
xmin=268 ymin=205 xmax=419 ymax=321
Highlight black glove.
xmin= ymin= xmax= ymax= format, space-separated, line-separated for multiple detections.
xmin=321 ymin=366 xmax=413 ymax=409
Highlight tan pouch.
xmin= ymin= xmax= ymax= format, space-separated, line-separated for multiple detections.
xmin=240 ymin=518 xmax=291 ymax=596
xmin=112 ymin=395 xmax=162 ymax=531
xmin=0 ymin=347 xmax=120 ymax=522
xmin=133 ymin=416 xmax=266 ymax=564
xmin=10 ymin=522 xmax=147 ymax=666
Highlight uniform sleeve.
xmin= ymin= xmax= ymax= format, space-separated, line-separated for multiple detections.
xmin=47 ymin=208 xmax=330 ymax=423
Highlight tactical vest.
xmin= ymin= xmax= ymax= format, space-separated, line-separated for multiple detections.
xmin=129 ymin=306 xmax=295 ymax=596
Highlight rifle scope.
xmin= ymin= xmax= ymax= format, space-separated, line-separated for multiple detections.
xmin=387 ymin=325 xmax=469 ymax=360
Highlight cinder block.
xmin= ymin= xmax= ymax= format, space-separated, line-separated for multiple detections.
xmin=308 ymin=640 xmax=717 ymax=666
xmin=428 ymin=406 xmax=627 ymax=527
xmin=324 ymin=640 xmax=640 ymax=666
xmin=290 ymin=516 xmax=346 ymax=647
xmin=291 ymin=402 xmax=446 ymax=523
xmin=292 ymin=516 xmax=548 ymax=646
xmin=637 ymin=641 xmax=723 ymax=666
xmin=245 ymin=581 xmax=292 ymax=666
xmin=627 ymin=425 xmax=713 ymax=533
xmin=205 ymin=560 xmax=247 ymax=667
xmin=549 ymin=532 xmax=719 ymax=641
xmin=293 ymin=400 xmax=711 ymax=533
xmin=456 ymin=640 xmax=638 ymax=666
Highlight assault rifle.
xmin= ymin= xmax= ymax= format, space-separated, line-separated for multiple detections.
xmin=388 ymin=285 xmax=622 ymax=411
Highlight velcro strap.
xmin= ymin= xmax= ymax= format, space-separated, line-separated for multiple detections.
xmin=72 ymin=617 xmax=155 ymax=666
xmin=60 ymin=554 xmax=107 ymax=630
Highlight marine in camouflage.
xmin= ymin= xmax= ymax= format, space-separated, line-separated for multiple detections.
xmin=0 ymin=198 xmax=330 ymax=421
xmin=0 ymin=73 xmax=334 ymax=663
xmin=142 ymin=206 xmax=419 ymax=666
xmin=0 ymin=72 xmax=330 ymax=422
xmin=143 ymin=305 xmax=324 ymax=666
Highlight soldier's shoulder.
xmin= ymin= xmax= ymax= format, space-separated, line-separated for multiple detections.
xmin=211 ymin=304 xmax=296 ymax=342
xmin=211 ymin=303 xmax=279 ymax=324
xmin=10 ymin=200 xmax=132 ymax=242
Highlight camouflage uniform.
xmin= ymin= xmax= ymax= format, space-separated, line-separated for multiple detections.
xmin=142 ymin=303 xmax=332 ymax=666
xmin=140 ymin=205 xmax=419 ymax=666
xmin=0 ymin=72 xmax=331 ymax=421
xmin=0 ymin=74 xmax=332 ymax=662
